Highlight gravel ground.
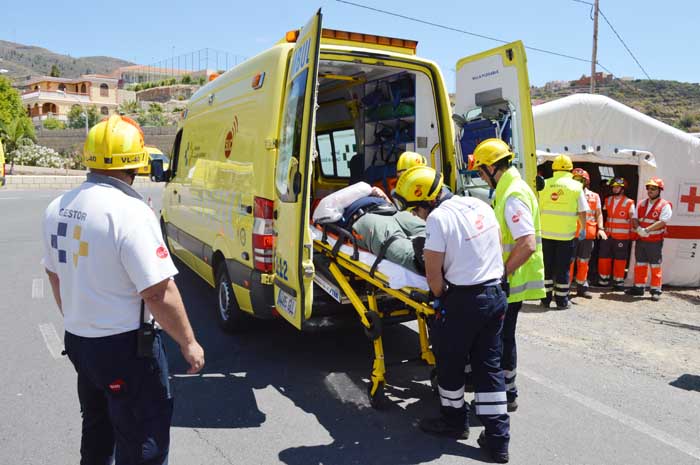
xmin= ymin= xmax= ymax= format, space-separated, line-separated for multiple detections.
xmin=518 ymin=286 xmax=700 ymax=389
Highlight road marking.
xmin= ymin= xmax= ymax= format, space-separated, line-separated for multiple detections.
xmin=0 ymin=197 xmax=21 ymax=200
xmin=32 ymin=278 xmax=44 ymax=299
xmin=201 ymin=373 xmax=225 ymax=378
xmin=38 ymin=323 xmax=63 ymax=359
xmin=522 ymin=368 xmax=700 ymax=461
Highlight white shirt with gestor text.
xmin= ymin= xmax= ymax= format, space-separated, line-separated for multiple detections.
xmin=42 ymin=181 xmax=178 ymax=338
xmin=424 ymin=196 xmax=504 ymax=286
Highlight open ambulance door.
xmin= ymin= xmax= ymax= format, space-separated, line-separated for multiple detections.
xmin=273 ymin=10 xmax=322 ymax=329
xmin=454 ymin=41 xmax=537 ymax=195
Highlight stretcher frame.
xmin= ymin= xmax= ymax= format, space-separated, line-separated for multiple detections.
xmin=313 ymin=223 xmax=436 ymax=407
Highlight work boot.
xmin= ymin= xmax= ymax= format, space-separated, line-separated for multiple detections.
xmin=477 ymin=431 xmax=509 ymax=463
xmin=625 ymin=287 xmax=644 ymax=297
xmin=419 ymin=417 xmax=469 ymax=440
xmin=650 ymin=290 xmax=662 ymax=302
xmin=540 ymin=299 xmax=551 ymax=309
xmin=577 ymin=285 xmax=593 ymax=299
xmin=612 ymin=282 xmax=625 ymax=291
xmin=556 ymin=301 xmax=571 ymax=310
xmin=507 ymin=399 xmax=518 ymax=412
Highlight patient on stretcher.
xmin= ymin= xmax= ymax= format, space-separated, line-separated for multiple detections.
xmin=313 ymin=183 xmax=426 ymax=274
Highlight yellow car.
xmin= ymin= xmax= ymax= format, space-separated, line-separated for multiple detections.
xmin=137 ymin=146 xmax=170 ymax=175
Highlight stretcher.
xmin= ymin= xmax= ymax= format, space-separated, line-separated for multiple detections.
xmin=311 ymin=223 xmax=436 ymax=408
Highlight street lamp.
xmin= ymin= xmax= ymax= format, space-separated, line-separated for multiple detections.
xmin=57 ymin=89 xmax=89 ymax=135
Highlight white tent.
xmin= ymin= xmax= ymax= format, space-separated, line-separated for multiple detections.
xmin=533 ymin=93 xmax=700 ymax=287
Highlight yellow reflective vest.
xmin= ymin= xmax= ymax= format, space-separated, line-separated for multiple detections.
xmin=539 ymin=171 xmax=582 ymax=241
xmin=493 ymin=167 xmax=546 ymax=303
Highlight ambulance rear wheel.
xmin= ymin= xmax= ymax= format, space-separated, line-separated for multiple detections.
xmin=216 ymin=262 xmax=245 ymax=333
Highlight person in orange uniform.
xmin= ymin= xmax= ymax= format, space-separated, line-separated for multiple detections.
xmin=569 ymin=168 xmax=606 ymax=298
xmin=597 ymin=177 xmax=636 ymax=290
xmin=627 ymin=177 xmax=673 ymax=301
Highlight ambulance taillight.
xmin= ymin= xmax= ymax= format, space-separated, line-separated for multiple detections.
xmin=253 ymin=196 xmax=275 ymax=273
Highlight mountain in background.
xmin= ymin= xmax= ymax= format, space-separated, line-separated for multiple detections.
xmin=531 ymin=79 xmax=700 ymax=133
xmin=0 ymin=40 xmax=133 ymax=79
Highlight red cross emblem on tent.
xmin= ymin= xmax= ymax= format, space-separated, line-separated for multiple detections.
xmin=680 ymin=185 xmax=700 ymax=213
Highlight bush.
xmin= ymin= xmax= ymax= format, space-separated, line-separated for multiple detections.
xmin=42 ymin=117 xmax=66 ymax=130
xmin=181 ymin=75 xmax=192 ymax=84
xmin=9 ymin=144 xmax=66 ymax=168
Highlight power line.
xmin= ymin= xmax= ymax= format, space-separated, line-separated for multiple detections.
xmin=335 ymin=0 xmax=592 ymax=64
xmin=573 ymin=0 xmax=652 ymax=79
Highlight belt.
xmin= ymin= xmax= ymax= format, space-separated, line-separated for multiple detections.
xmin=445 ymin=278 xmax=501 ymax=292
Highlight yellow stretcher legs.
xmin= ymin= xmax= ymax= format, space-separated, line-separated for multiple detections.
xmin=324 ymin=251 xmax=435 ymax=408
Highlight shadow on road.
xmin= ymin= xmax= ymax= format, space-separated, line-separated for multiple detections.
xmin=649 ymin=318 xmax=700 ymax=332
xmin=669 ymin=374 xmax=700 ymax=393
xmin=165 ymin=259 xmax=488 ymax=464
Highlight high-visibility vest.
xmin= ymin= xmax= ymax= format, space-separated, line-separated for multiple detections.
xmin=494 ymin=167 xmax=546 ymax=303
xmin=539 ymin=171 xmax=583 ymax=241
xmin=604 ymin=195 xmax=634 ymax=240
xmin=575 ymin=188 xmax=601 ymax=240
xmin=637 ymin=198 xmax=672 ymax=242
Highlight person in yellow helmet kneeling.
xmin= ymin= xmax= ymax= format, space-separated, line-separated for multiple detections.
xmin=41 ymin=115 xmax=204 ymax=464
xmin=471 ymin=138 xmax=545 ymax=413
xmin=538 ymin=154 xmax=588 ymax=309
xmin=395 ymin=166 xmax=510 ymax=463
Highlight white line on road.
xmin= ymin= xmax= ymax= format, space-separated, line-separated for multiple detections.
xmin=32 ymin=278 xmax=44 ymax=299
xmin=522 ymin=368 xmax=700 ymax=461
xmin=38 ymin=323 xmax=64 ymax=360
xmin=0 ymin=197 xmax=21 ymax=200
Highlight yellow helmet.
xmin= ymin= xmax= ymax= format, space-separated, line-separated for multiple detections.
xmin=393 ymin=165 xmax=443 ymax=211
xmin=396 ymin=151 xmax=427 ymax=174
xmin=472 ymin=138 xmax=514 ymax=169
xmin=552 ymin=154 xmax=573 ymax=171
xmin=83 ymin=115 xmax=149 ymax=170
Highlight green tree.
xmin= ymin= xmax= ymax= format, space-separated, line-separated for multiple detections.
xmin=67 ymin=105 xmax=100 ymax=130
xmin=50 ymin=64 xmax=61 ymax=77
xmin=42 ymin=117 xmax=66 ymax=130
xmin=0 ymin=76 xmax=29 ymax=127
xmin=118 ymin=100 xmax=139 ymax=115
xmin=0 ymin=117 xmax=35 ymax=154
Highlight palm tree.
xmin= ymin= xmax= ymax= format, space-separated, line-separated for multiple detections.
xmin=0 ymin=117 xmax=35 ymax=155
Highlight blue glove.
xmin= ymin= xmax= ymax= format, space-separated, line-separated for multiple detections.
xmin=432 ymin=298 xmax=441 ymax=310
xmin=578 ymin=229 xmax=586 ymax=241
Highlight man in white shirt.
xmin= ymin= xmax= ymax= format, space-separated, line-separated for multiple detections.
xmin=394 ymin=166 xmax=510 ymax=464
xmin=42 ymin=115 xmax=204 ymax=465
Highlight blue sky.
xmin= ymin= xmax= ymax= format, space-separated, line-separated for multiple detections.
xmin=2 ymin=0 xmax=698 ymax=89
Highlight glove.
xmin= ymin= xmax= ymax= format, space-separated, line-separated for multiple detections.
xmin=577 ymin=229 xmax=586 ymax=241
xmin=636 ymin=226 xmax=650 ymax=238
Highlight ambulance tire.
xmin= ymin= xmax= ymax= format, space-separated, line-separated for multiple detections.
xmin=215 ymin=262 xmax=246 ymax=333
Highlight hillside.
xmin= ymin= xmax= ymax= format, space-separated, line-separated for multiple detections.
xmin=0 ymin=40 xmax=133 ymax=79
xmin=531 ymin=79 xmax=700 ymax=132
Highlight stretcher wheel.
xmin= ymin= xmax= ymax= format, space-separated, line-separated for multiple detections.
xmin=215 ymin=262 xmax=247 ymax=333
xmin=368 ymin=381 xmax=386 ymax=409
xmin=363 ymin=311 xmax=383 ymax=341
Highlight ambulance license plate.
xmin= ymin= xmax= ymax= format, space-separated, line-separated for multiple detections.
xmin=276 ymin=289 xmax=297 ymax=317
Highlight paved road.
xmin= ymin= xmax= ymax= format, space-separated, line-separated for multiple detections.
xmin=1 ymin=188 xmax=699 ymax=464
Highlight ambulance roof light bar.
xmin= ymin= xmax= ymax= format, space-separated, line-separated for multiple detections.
xmin=284 ymin=28 xmax=418 ymax=54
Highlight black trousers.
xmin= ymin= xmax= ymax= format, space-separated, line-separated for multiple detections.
xmin=501 ymin=301 xmax=521 ymax=403
xmin=433 ymin=282 xmax=510 ymax=454
xmin=64 ymin=330 xmax=174 ymax=465
xmin=542 ymin=238 xmax=576 ymax=306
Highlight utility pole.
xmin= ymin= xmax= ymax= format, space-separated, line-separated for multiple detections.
xmin=590 ymin=0 xmax=600 ymax=94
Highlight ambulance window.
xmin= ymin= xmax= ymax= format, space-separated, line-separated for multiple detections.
xmin=276 ymin=68 xmax=309 ymax=201
xmin=316 ymin=128 xmax=355 ymax=178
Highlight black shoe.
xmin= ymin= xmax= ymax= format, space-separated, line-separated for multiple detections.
xmin=625 ymin=287 xmax=644 ymax=297
xmin=477 ymin=431 xmax=509 ymax=463
xmin=577 ymin=285 xmax=593 ymax=299
xmin=507 ymin=400 xmax=518 ymax=412
xmin=612 ymin=283 xmax=625 ymax=291
xmin=556 ymin=301 xmax=571 ymax=310
xmin=540 ymin=300 xmax=551 ymax=309
xmin=650 ymin=291 xmax=661 ymax=301
xmin=419 ymin=417 xmax=469 ymax=440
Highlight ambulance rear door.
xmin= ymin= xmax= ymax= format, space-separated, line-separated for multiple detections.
xmin=454 ymin=41 xmax=537 ymax=191
xmin=272 ymin=10 xmax=322 ymax=329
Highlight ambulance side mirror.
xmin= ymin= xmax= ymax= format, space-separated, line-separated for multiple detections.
xmin=150 ymin=159 xmax=170 ymax=183
xmin=535 ymin=175 xmax=545 ymax=192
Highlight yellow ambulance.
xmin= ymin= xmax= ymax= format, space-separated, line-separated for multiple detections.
xmin=153 ymin=10 xmax=536 ymax=334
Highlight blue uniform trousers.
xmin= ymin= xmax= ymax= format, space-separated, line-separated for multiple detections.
xmin=542 ymin=238 xmax=576 ymax=307
xmin=64 ymin=330 xmax=174 ymax=465
xmin=433 ymin=282 xmax=510 ymax=454
xmin=501 ymin=301 xmax=521 ymax=403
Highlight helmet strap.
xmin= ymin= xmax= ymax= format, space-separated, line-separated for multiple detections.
xmin=480 ymin=165 xmax=499 ymax=189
